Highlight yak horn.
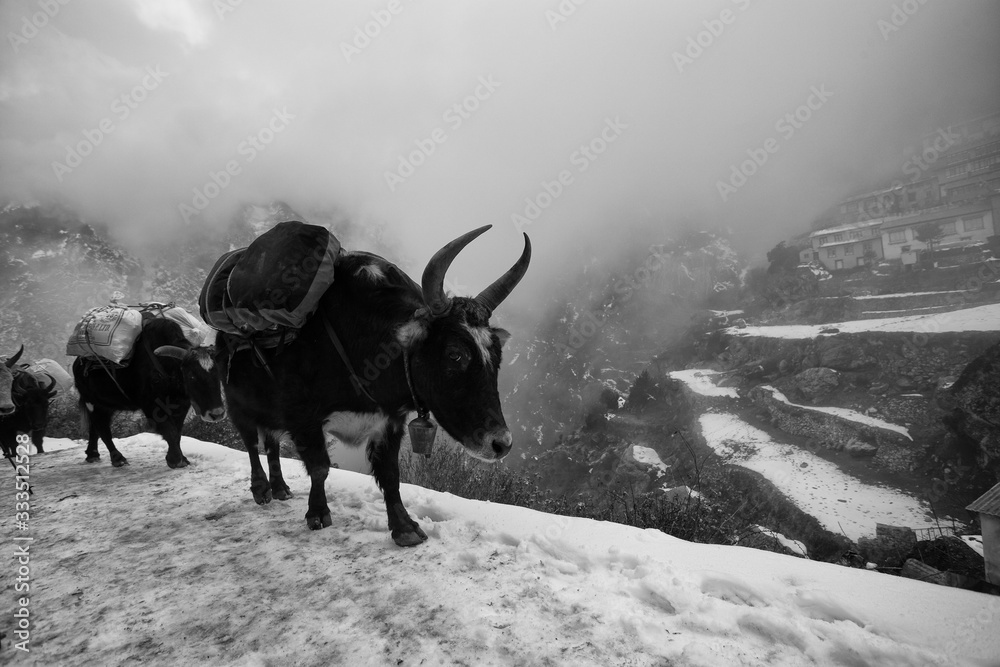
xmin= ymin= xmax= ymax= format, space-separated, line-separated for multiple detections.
xmin=43 ymin=374 xmax=58 ymax=397
xmin=153 ymin=345 xmax=188 ymax=360
xmin=5 ymin=345 xmax=24 ymax=368
xmin=475 ymin=233 xmax=531 ymax=315
xmin=421 ymin=225 xmax=492 ymax=317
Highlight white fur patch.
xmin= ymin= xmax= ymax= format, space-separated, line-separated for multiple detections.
xmin=322 ymin=411 xmax=389 ymax=448
xmin=396 ymin=320 xmax=428 ymax=348
xmin=356 ymin=262 xmax=386 ymax=282
xmin=464 ymin=325 xmax=493 ymax=365
xmin=198 ymin=355 xmax=214 ymax=372
xmin=85 ymin=402 xmax=94 ymax=412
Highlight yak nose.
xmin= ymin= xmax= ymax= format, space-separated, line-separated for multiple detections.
xmin=490 ymin=430 xmax=512 ymax=459
xmin=202 ymin=407 xmax=227 ymax=423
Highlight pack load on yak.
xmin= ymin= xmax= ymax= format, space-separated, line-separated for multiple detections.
xmin=67 ymin=298 xmax=207 ymax=366
xmin=199 ymin=220 xmax=341 ymax=347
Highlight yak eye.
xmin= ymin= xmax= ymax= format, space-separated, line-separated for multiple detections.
xmin=448 ymin=351 xmax=462 ymax=363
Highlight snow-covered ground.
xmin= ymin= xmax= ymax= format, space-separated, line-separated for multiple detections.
xmin=699 ymin=414 xmax=936 ymax=541
xmin=759 ymin=385 xmax=912 ymax=440
xmin=5 ymin=435 xmax=999 ymax=666
xmin=669 ymin=369 xmax=740 ymax=398
xmin=727 ymin=302 xmax=1000 ymax=339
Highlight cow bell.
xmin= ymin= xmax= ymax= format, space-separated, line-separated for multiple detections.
xmin=408 ymin=413 xmax=436 ymax=457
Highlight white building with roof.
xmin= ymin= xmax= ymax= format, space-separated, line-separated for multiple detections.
xmin=804 ymin=219 xmax=884 ymax=271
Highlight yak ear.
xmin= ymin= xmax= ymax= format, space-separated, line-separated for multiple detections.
xmin=494 ymin=328 xmax=511 ymax=349
xmin=153 ymin=345 xmax=188 ymax=360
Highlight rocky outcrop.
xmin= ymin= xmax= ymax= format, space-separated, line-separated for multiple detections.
xmin=724 ymin=331 xmax=999 ymax=393
xmin=748 ymin=385 xmax=919 ymax=471
xmin=945 ymin=340 xmax=1000 ymax=477
xmin=793 ymin=367 xmax=840 ymax=400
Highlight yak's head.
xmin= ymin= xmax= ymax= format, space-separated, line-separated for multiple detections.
xmin=11 ymin=371 xmax=57 ymax=445
xmin=0 ymin=345 xmax=25 ymax=417
xmin=153 ymin=345 xmax=227 ymax=423
xmin=401 ymin=225 xmax=530 ymax=462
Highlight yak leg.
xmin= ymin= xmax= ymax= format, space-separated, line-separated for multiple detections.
xmin=370 ymin=418 xmax=427 ymax=547
xmin=265 ymin=432 xmax=293 ymax=500
xmin=89 ymin=407 xmax=127 ymax=467
xmin=290 ymin=425 xmax=332 ymax=530
xmin=31 ymin=429 xmax=45 ymax=454
xmin=150 ymin=400 xmax=190 ymax=468
xmin=242 ymin=426 xmax=272 ymax=504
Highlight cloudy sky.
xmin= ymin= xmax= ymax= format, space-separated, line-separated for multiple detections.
xmin=2 ymin=0 xmax=999 ymax=284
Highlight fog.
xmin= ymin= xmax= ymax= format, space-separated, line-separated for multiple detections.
xmin=2 ymin=0 xmax=999 ymax=301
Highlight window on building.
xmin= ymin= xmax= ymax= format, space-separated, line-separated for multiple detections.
xmin=888 ymin=230 xmax=907 ymax=244
xmin=863 ymin=241 xmax=873 ymax=252
xmin=850 ymin=231 xmax=862 ymax=240
xmin=963 ymin=216 xmax=985 ymax=232
xmin=835 ymin=259 xmax=844 ymax=270
xmin=819 ymin=236 xmax=828 ymax=245
xmin=845 ymin=245 xmax=854 ymax=255
xmin=827 ymin=247 xmax=837 ymax=258
xmin=833 ymin=233 xmax=844 ymax=242
xmin=939 ymin=221 xmax=957 ymax=236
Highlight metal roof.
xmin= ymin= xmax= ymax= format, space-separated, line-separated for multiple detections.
xmin=967 ymin=482 xmax=1000 ymax=517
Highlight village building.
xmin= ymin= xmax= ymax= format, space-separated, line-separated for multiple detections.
xmin=802 ymin=219 xmax=884 ymax=271
xmin=878 ymin=196 xmax=997 ymax=264
xmin=967 ymin=482 xmax=1000 ymax=585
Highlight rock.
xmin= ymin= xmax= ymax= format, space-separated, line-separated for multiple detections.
xmin=794 ymin=367 xmax=840 ymax=400
xmin=843 ymin=439 xmax=877 ymax=457
xmin=945 ymin=340 xmax=1000 ymax=476
xmin=895 ymin=376 xmax=915 ymax=389
xmin=870 ymin=382 xmax=889 ymax=394
xmin=817 ymin=338 xmax=874 ymax=371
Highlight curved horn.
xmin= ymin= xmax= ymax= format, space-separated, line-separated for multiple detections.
xmin=421 ymin=225 xmax=492 ymax=317
xmin=43 ymin=374 xmax=58 ymax=397
xmin=153 ymin=345 xmax=189 ymax=360
xmin=5 ymin=345 xmax=24 ymax=368
xmin=475 ymin=233 xmax=531 ymax=314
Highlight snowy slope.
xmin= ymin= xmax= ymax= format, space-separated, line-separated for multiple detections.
xmin=4 ymin=436 xmax=999 ymax=666
xmin=727 ymin=303 xmax=1000 ymax=339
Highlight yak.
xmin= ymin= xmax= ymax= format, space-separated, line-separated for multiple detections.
xmin=0 ymin=366 xmax=58 ymax=456
xmin=0 ymin=345 xmax=25 ymax=458
xmin=73 ymin=317 xmax=226 ymax=468
xmin=216 ymin=224 xmax=530 ymax=546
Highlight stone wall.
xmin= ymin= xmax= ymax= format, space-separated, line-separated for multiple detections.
xmin=724 ymin=331 xmax=1000 ymax=393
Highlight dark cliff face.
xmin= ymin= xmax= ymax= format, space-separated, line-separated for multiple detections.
xmin=946 ymin=339 xmax=1000 ymax=477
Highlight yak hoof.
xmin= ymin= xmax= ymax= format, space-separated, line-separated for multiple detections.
xmin=85 ymin=454 xmax=101 ymax=463
xmin=272 ymin=485 xmax=293 ymax=501
xmin=111 ymin=456 xmax=129 ymax=468
xmin=392 ymin=528 xmax=428 ymax=547
xmin=252 ymin=486 xmax=272 ymax=505
xmin=167 ymin=456 xmax=190 ymax=469
xmin=306 ymin=513 xmax=333 ymax=530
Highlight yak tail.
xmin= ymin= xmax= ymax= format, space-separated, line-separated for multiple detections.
xmin=78 ymin=398 xmax=90 ymax=435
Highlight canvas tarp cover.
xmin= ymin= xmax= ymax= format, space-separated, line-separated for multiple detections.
xmin=199 ymin=221 xmax=340 ymax=335
xmin=65 ymin=306 xmax=144 ymax=364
